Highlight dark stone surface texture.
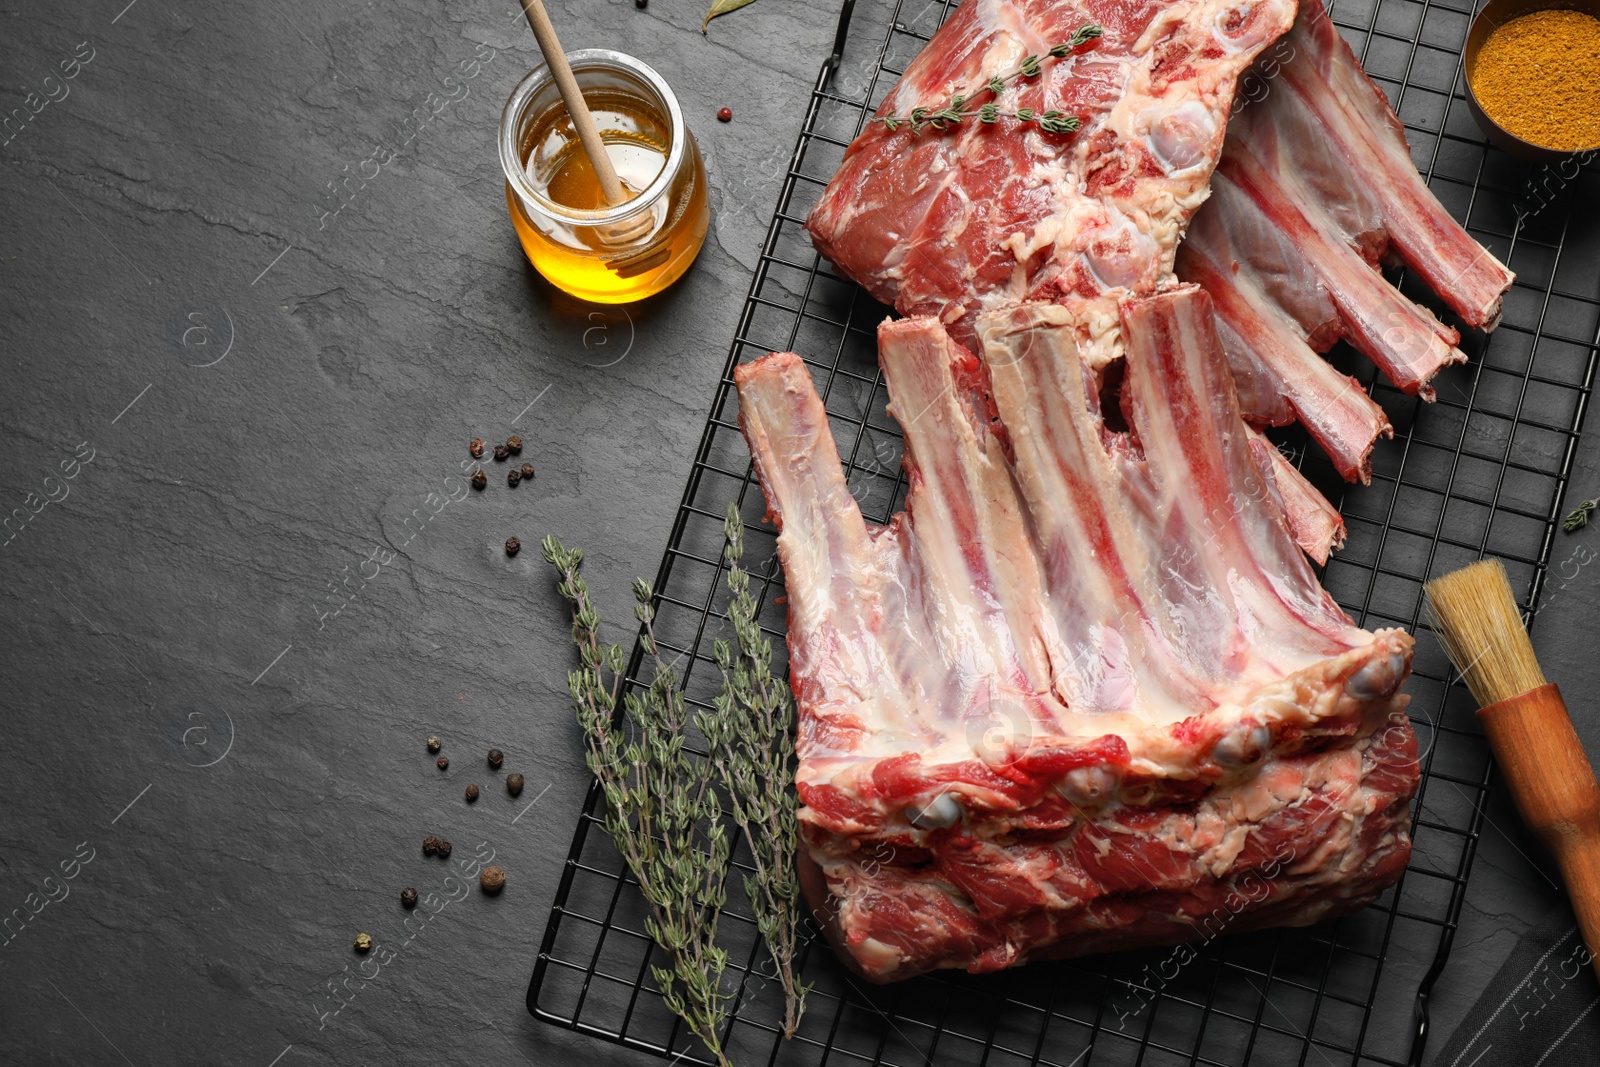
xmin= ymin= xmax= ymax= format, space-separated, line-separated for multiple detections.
xmin=0 ymin=2 xmax=1595 ymax=1066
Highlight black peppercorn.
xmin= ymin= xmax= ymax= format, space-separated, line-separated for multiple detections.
xmin=437 ymin=755 xmax=449 ymax=771
xmin=520 ymin=463 xmax=535 ymax=480
xmin=437 ymin=839 xmax=452 ymax=858
xmin=427 ymin=735 xmax=442 ymax=753
xmin=469 ymin=438 xmax=485 ymax=458
xmin=465 ymin=783 xmax=480 ymax=803
xmin=506 ymin=435 xmax=523 ymax=455
xmin=505 ymin=536 xmax=521 ymax=556
xmin=506 ymin=773 xmax=525 ymax=796
xmin=493 ymin=443 xmax=509 ymax=462
xmin=470 ymin=469 xmax=487 ymax=490
xmin=508 ymin=468 xmax=522 ymax=488
xmin=635 ymin=0 xmax=647 ymax=7
xmin=400 ymin=887 xmax=419 ymax=908
xmin=480 ymin=866 xmax=506 ymax=894
xmin=423 ymin=835 xmax=441 ymax=855
xmin=487 ymin=748 xmax=504 ymax=769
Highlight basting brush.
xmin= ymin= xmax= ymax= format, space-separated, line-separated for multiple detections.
xmin=1425 ymin=557 xmax=1600 ymax=979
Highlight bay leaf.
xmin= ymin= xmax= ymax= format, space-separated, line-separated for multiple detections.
xmin=703 ymin=0 xmax=759 ymax=33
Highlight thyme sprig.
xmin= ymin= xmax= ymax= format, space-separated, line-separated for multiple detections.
xmin=876 ymin=23 xmax=1102 ymax=135
xmin=1565 ymin=496 xmax=1598 ymax=532
xmin=698 ymin=505 xmax=810 ymax=1038
xmin=543 ymin=538 xmax=733 ymax=1067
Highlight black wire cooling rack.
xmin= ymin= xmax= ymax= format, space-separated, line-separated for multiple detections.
xmin=527 ymin=0 xmax=1600 ymax=1063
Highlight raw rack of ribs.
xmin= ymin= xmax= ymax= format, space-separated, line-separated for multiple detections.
xmin=810 ymin=0 xmax=1514 ymax=487
xmin=734 ymin=287 xmax=1419 ymax=981
xmin=1176 ymin=1 xmax=1515 ymax=483
xmin=806 ymin=0 xmax=1298 ymax=354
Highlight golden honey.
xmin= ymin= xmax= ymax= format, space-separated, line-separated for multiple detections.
xmin=500 ymin=51 xmax=709 ymax=303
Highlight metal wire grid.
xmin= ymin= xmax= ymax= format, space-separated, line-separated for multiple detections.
xmin=527 ymin=0 xmax=1599 ymax=1064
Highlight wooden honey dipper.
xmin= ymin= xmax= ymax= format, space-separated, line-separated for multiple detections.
xmin=518 ymin=0 xmax=653 ymax=248
xmin=1426 ymin=558 xmax=1600 ymax=981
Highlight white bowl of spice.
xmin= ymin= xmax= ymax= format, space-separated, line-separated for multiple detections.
xmin=1465 ymin=0 xmax=1600 ymax=162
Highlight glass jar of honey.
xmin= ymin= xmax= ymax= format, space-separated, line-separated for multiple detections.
xmin=499 ymin=50 xmax=709 ymax=303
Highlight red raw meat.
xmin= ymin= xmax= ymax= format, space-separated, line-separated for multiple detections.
xmin=1178 ymin=1 xmax=1514 ymax=479
xmin=735 ymin=286 xmax=1418 ymax=981
xmin=806 ymin=0 xmax=1297 ymax=350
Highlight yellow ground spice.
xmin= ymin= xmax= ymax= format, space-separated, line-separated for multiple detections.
xmin=1472 ymin=8 xmax=1600 ymax=151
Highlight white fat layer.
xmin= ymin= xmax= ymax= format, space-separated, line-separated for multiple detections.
xmin=831 ymin=633 xmax=1387 ymax=779
xmin=1143 ymin=99 xmax=1219 ymax=175
xmin=848 ymin=935 xmax=904 ymax=973
xmin=1134 ymin=2 xmax=1199 ymax=53
xmin=1083 ymin=215 xmax=1159 ymax=290
xmin=979 ymin=30 xmax=1029 ymax=86
xmin=1076 ymin=303 xmax=1123 ymax=371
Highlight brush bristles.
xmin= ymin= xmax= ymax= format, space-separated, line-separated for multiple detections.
xmin=1424 ymin=558 xmax=1546 ymax=708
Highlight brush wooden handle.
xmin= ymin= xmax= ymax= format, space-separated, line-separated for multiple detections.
xmin=1479 ymin=683 xmax=1600 ymax=979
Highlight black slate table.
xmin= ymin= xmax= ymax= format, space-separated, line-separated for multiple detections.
xmin=1 ymin=2 xmax=1597 ymax=1066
